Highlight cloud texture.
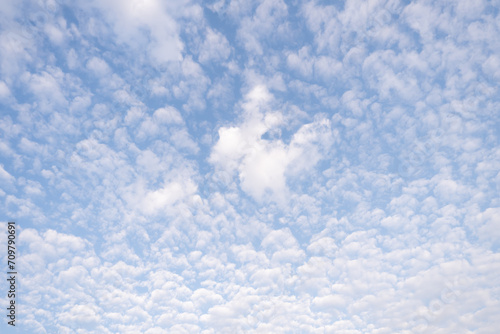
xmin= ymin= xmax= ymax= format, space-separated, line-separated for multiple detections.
xmin=0 ymin=0 xmax=499 ymax=333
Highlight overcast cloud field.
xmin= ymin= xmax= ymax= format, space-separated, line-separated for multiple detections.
xmin=0 ymin=0 xmax=499 ymax=333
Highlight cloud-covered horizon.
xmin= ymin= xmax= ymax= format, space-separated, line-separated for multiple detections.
xmin=1 ymin=0 xmax=499 ymax=332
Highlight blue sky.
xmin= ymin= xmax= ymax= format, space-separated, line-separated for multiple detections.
xmin=0 ymin=0 xmax=499 ymax=332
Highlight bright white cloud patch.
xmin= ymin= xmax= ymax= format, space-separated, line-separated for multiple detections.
xmin=0 ymin=0 xmax=499 ymax=333
xmin=210 ymin=85 xmax=334 ymax=204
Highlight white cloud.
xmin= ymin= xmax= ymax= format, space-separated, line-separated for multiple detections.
xmin=0 ymin=80 xmax=12 ymax=101
xmin=86 ymin=57 xmax=111 ymax=76
xmin=22 ymin=69 xmax=68 ymax=112
xmin=236 ymin=0 xmax=289 ymax=55
xmin=153 ymin=106 xmax=184 ymax=125
xmin=475 ymin=208 xmax=500 ymax=246
xmin=210 ymin=85 xmax=334 ymax=203
xmin=0 ymin=164 xmax=14 ymax=184
xmin=58 ymin=304 xmax=101 ymax=328
xmin=84 ymin=0 xmax=185 ymax=64
xmin=198 ymin=28 xmax=231 ymax=64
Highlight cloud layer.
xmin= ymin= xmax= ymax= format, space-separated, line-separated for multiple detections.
xmin=0 ymin=0 xmax=499 ymax=333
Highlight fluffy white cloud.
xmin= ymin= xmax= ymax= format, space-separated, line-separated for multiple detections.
xmin=210 ymin=85 xmax=334 ymax=203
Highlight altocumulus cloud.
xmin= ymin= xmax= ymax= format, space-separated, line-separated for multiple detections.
xmin=0 ymin=0 xmax=499 ymax=333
